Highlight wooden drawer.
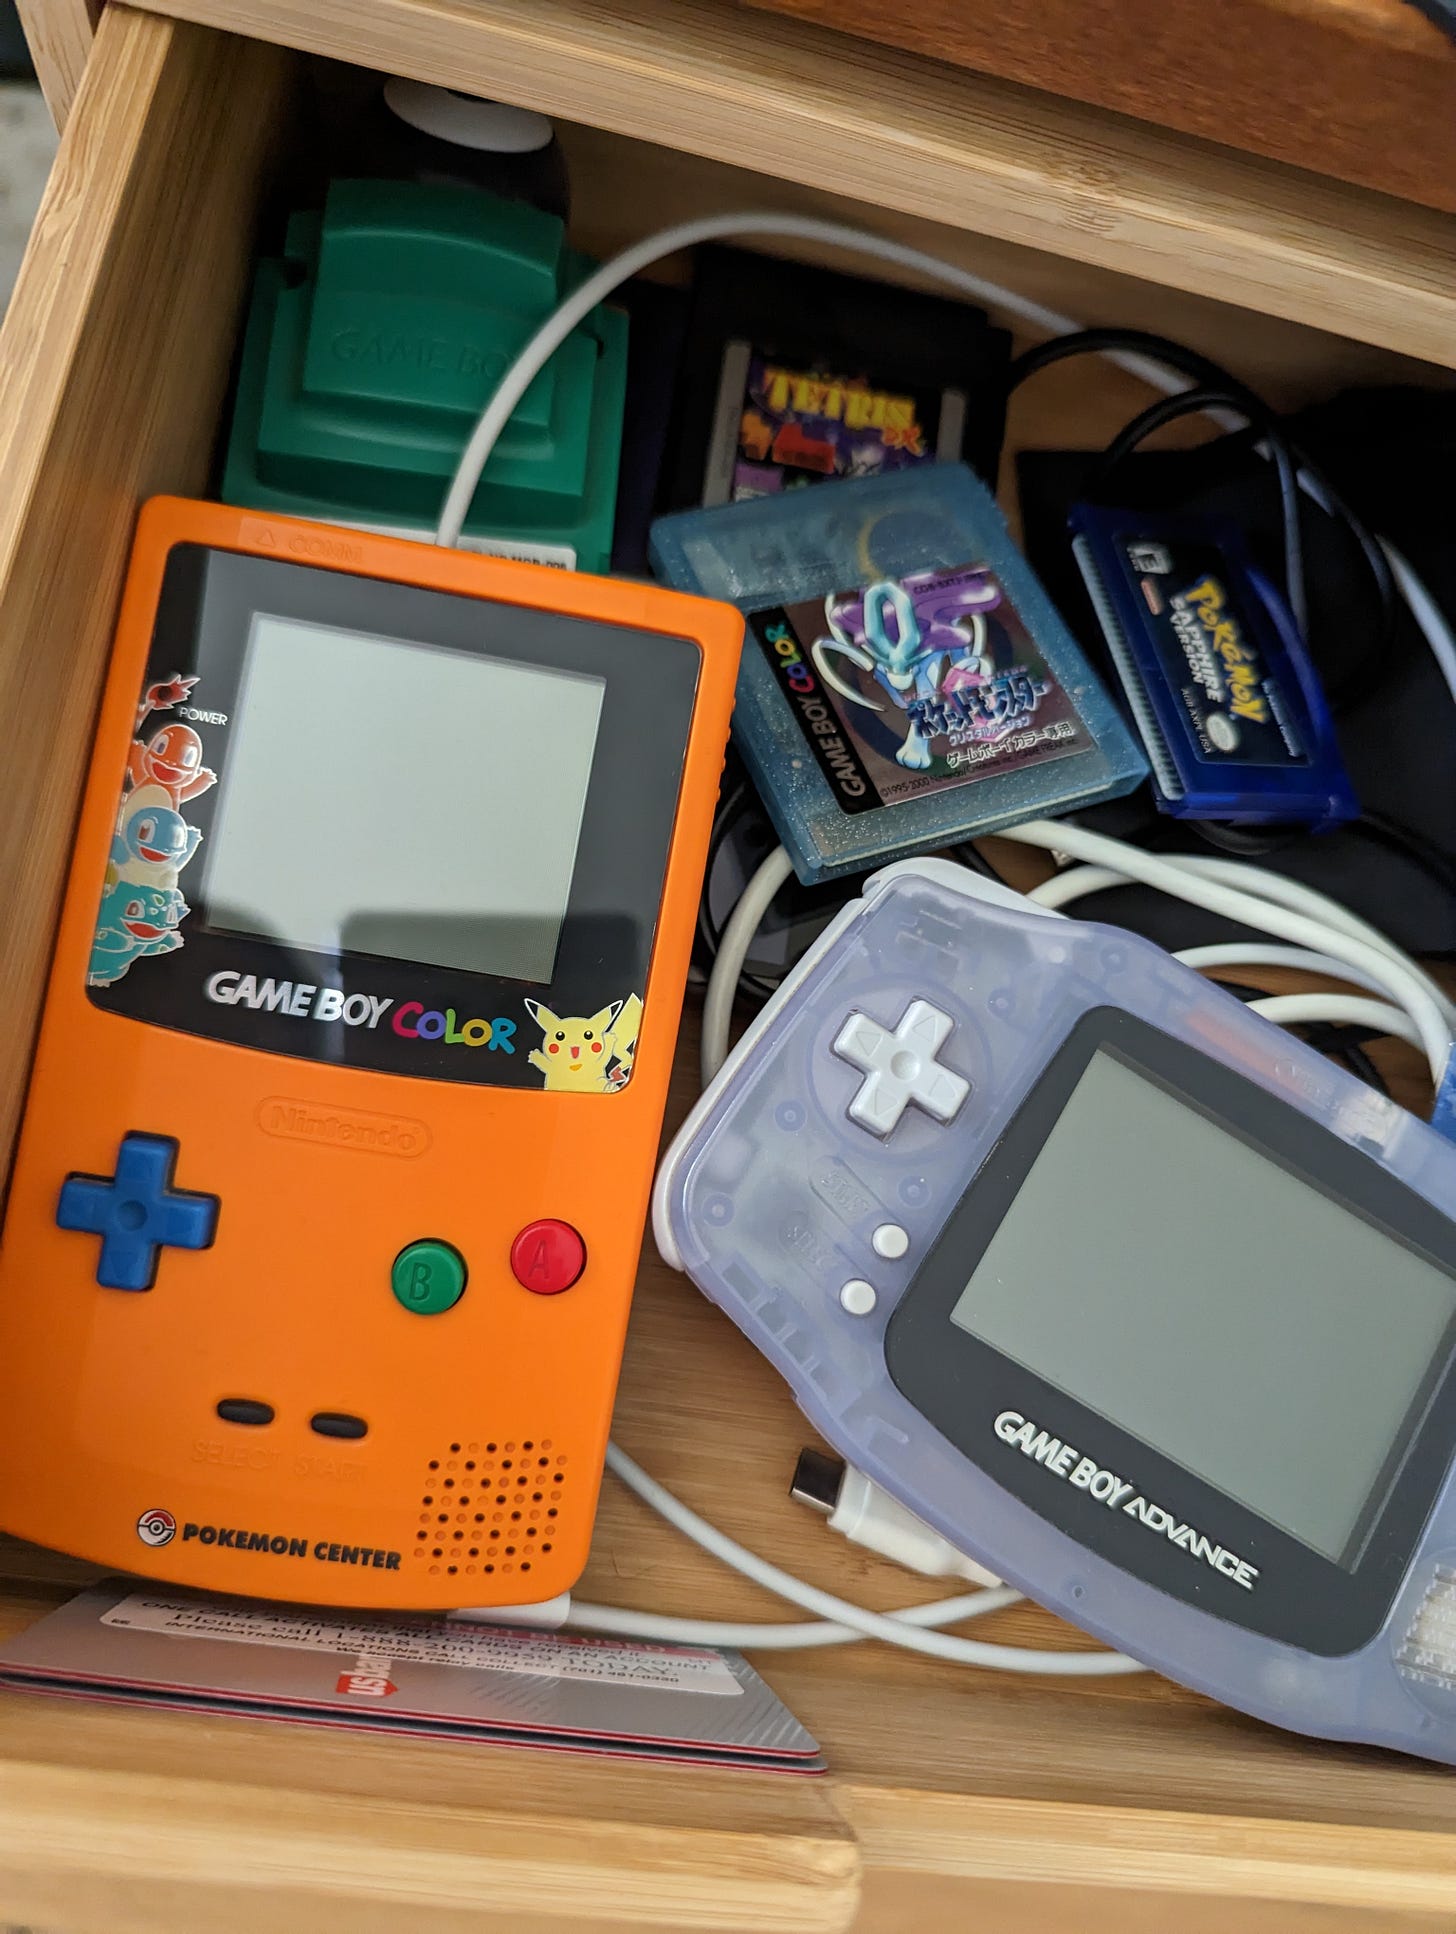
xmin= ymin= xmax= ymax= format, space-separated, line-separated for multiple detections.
xmin=1 ymin=5 xmax=1455 ymax=1930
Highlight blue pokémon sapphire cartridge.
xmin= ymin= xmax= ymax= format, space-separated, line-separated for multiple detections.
xmin=1070 ymin=503 xmax=1358 ymax=828
xmin=649 ymin=464 xmax=1147 ymax=882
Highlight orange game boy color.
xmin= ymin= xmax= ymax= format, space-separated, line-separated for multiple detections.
xmin=0 ymin=500 xmax=741 ymax=1609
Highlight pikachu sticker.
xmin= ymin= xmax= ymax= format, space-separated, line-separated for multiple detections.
xmin=525 ymin=994 xmax=642 ymax=1094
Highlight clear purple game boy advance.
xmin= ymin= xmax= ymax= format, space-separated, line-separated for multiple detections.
xmin=655 ymin=860 xmax=1456 ymax=1764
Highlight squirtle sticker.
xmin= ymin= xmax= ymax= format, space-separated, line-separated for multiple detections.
xmin=88 ymin=673 xmax=212 ymax=986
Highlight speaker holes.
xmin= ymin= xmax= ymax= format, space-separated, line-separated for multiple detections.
xmin=484 ymin=1564 xmax=495 ymax=1575
xmin=413 ymin=1439 xmax=570 ymax=1563
xmin=448 ymin=1565 xmax=458 ymax=1575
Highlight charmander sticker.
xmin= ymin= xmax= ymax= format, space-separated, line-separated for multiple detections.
xmin=89 ymin=673 xmax=214 ymax=987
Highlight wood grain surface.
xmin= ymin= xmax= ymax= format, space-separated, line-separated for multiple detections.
xmin=0 ymin=10 xmax=1454 ymax=1929
xmin=125 ymin=0 xmax=1456 ymax=366
xmin=736 ymin=0 xmax=1456 ymax=217
xmin=13 ymin=0 xmax=96 ymax=127
xmin=0 ymin=1589 xmax=858 ymax=1934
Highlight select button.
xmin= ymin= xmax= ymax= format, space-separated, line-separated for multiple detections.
xmin=216 ymin=1398 xmax=274 ymax=1426
xmin=391 ymin=1238 xmax=467 ymax=1314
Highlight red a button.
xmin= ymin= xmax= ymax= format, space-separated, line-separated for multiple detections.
xmin=510 ymin=1219 xmax=586 ymax=1295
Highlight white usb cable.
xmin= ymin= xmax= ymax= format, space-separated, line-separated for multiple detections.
xmin=432 ymin=211 xmax=1456 ymax=716
xmin=569 ymin=1443 xmax=1139 ymax=1673
xmin=429 ymin=211 xmax=1456 ymax=1671
xmin=1003 ymin=821 xmax=1453 ymax=1085
xmin=788 ymin=1448 xmax=1002 ymax=1587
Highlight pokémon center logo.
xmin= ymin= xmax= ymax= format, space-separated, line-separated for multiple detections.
xmin=136 ymin=1507 xmax=177 ymax=1548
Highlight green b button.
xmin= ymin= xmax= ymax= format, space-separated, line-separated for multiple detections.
xmin=391 ymin=1239 xmax=467 ymax=1314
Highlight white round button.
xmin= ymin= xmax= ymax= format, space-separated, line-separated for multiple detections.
xmin=871 ymin=1223 xmax=909 ymax=1260
xmin=839 ymin=1278 xmax=878 ymax=1316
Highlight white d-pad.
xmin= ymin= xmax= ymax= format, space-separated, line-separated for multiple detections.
xmin=833 ymin=1000 xmax=970 ymax=1138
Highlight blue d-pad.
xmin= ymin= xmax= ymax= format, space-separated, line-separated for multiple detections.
xmin=57 ymin=1133 xmax=219 ymax=1291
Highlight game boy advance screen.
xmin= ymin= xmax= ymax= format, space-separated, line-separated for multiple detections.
xmin=949 ymin=1050 xmax=1456 ymax=1563
xmin=203 ymin=613 xmax=605 ymax=984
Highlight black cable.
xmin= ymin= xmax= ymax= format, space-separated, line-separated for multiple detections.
xmin=1210 ymin=977 xmax=1393 ymax=1096
xmin=1008 ymin=327 xmax=1397 ymax=686
xmin=1322 ymin=1035 xmax=1391 ymax=1098
xmin=1095 ymin=385 xmax=1396 ymax=712
xmin=1208 ymin=979 xmax=1269 ymax=1005
xmin=698 ymin=770 xmax=1010 ymax=1003
xmin=696 ymin=776 xmax=751 ymax=960
xmin=696 ymin=780 xmax=785 ymax=1002
xmin=1005 ymin=329 xmax=1266 ymax=408
xmin=1349 ymin=811 xmax=1456 ymax=904
xmin=1187 ymin=821 xmax=1302 ymax=857
xmin=1285 ymin=462 xmax=1398 ymax=684
xmin=1092 ymin=384 xmax=1307 ymax=646
xmin=952 ymin=842 xmax=1007 ymax=885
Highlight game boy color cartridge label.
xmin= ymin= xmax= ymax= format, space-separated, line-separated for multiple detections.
xmin=705 ymin=345 xmax=963 ymax=507
xmin=750 ymin=562 xmax=1092 ymax=813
